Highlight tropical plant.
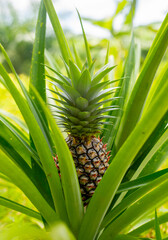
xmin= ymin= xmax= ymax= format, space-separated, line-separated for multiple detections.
xmin=0 ymin=0 xmax=168 ymax=239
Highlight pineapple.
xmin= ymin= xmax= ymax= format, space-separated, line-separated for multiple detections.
xmin=50 ymin=58 xmax=118 ymax=203
xmin=49 ymin=12 xmax=118 ymax=204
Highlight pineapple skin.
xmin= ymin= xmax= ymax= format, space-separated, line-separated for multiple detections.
xmin=65 ymin=135 xmax=110 ymax=202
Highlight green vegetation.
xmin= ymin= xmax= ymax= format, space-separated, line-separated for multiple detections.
xmin=0 ymin=0 xmax=168 ymax=239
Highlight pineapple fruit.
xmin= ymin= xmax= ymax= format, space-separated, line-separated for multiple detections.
xmin=50 ymin=58 xmax=118 ymax=203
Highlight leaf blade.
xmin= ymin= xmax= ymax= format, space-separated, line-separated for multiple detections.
xmin=0 ymin=196 xmax=42 ymax=221
xmin=43 ymin=0 xmax=73 ymax=64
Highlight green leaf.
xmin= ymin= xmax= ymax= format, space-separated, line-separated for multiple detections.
xmin=72 ymin=42 xmax=83 ymax=70
xmin=47 ymin=75 xmax=68 ymax=89
xmin=130 ymin=125 xmax=168 ymax=180
xmin=0 ymin=136 xmax=34 ymax=182
xmin=51 ymin=83 xmax=81 ymax=104
xmin=49 ymin=89 xmax=72 ymax=105
xmin=86 ymin=98 xmax=120 ymax=112
xmin=0 ymin=196 xmax=42 ymax=220
xmin=155 ymin=209 xmax=162 ymax=240
xmin=86 ymin=81 xmax=118 ymax=101
xmin=31 ymin=85 xmax=84 ymax=236
xmin=146 ymin=14 xmax=168 ymax=61
xmin=89 ymin=60 xmax=96 ymax=78
xmin=0 ymin=109 xmax=28 ymax=134
xmin=129 ymin=212 xmax=168 ymax=236
xmin=30 ymin=0 xmax=46 ymax=106
xmin=45 ymin=65 xmax=71 ymax=85
xmin=122 ymin=34 xmax=140 ymax=107
xmin=78 ymin=75 xmax=168 ymax=240
xmin=91 ymin=64 xmax=116 ymax=86
xmin=103 ymin=41 xmax=110 ymax=84
xmin=77 ymin=69 xmax=91 ymax=96
xmin=77 ymin=10 xmax=92 ymax=67
xmin=140 ymin=137 xmax=168 ymax=177
xmin=117 ymin=168 xmax=168 ymax=194
xmin=89 ymin=87 xmax=119 ymax=105
xmin=43 ymin=0 xmax=73 ymax=64
xmin=46 ymin=74 xmax=70 ymax=87
xmin=69 ymin=60 xmax=81 ymax=88
xmin=143 ymin=64 xmax=168 ymax=114
xmin=0 ymin=115 xmax=40 ymax=167
xmin=115 ymin=15 xmax=168 ymax=150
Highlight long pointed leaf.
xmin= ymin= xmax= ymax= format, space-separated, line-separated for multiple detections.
xmin=0 ymin=196 xmax=42 ymax=220
xmin=43 ymin=0 xmax=73 ymax=64
xmin=77 ymin=10 xmax=92 ymax=67
xmin=69 ymin=60 xmax=81 ymax=88
xmin=155 ymin=209 xmax=162 ymax=240
xmin=0 ymin=115 xmax=40 ymax=166
xmin=129 ymin=212 xmax=168 ymax=236
xmin=30 ymin=0 xmax=46 ymax=106
xmin=117 ymin=168 xmax=168 ymax=194
xmin=72 ymin=42 xmax=83 ymax=70
xmin=91 ymin=64 xmax=116 ymax=86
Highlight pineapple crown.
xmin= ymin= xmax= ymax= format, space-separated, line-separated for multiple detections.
xmin=46 ymin=11 xmax=119 ymax=136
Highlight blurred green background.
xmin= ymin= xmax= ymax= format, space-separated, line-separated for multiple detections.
xmin=0 ymin=0 xmax=168 ymax=237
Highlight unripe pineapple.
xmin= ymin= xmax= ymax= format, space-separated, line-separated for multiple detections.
xmin=50 ymin=58 xmax=118 ymax=203
xmin=49 ymin=14 xmax=118 ymax=204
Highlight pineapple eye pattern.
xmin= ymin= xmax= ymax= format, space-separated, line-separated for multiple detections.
xmin=54 ymin=135 xmax=110 ymax=203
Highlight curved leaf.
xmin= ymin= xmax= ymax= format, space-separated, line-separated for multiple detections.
xmin=0 ymin=196 xmax=42 ymax=220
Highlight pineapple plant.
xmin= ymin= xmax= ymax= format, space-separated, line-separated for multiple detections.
xmin=0 ymin=0 xmax=168 ymax=239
